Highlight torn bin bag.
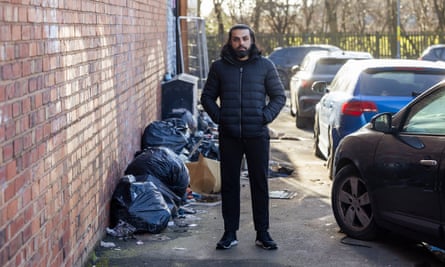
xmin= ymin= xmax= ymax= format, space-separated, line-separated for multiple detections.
xmin=110 ymin=177 xmax=171 ymax=234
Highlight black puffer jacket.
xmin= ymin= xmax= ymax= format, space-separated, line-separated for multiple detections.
xmin=200 ymin=44 xmax=286 ymax=138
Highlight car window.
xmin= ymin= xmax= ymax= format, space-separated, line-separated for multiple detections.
xmin=358 ymin=71 xmax=445 ymax=96
xmin=329 ymin=63 xmax=359 ymax=93
xmin=402 ymin=88 xmax=445 ymax=135
xmin=440 ymin=48 xmax=445 ymax=60
xmin=432 ymin=48 xmax=443 ymax=59
xmin=313 ymin=59 xmax=347 ymax=75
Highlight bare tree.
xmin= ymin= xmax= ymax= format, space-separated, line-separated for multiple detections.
xmin=225 ymin=0 xmax=256 ymax=25
xmin=338 ymin=0 xmax=370 ymax=33
xmin=433 ymin=0 xmax=445 ymax=41
xmin=324 ymin=0 xmax=339 ymax=33
xmin=213 ymin=0 xmax=226 ymax=44
xmin=203 ymin=0 xmax=445 ymax=36
xmin=262 ymin=0 xmax=298 ymax=34
xmin=407 ymin=0 xmax=436 ymax=32
xmin=295 ymin=0 xmax=318 ymax=34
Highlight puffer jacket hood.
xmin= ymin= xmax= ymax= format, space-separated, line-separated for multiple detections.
xmin=200 ymin=44 xmax=286 ymax=138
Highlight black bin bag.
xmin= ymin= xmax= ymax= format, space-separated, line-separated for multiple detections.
xmin=124 ymin=147 xmax=190 ymax=202
xmin=135 ymin=174 xmax=180 ymax=217
xmin=141 ymin=120 xmax=188 ymax=154
xmin=110 ymin=176 xmax=171 ymax=234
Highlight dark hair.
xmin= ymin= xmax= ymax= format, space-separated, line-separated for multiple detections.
xmin=226 ymin=24 xmax=256 ymax=45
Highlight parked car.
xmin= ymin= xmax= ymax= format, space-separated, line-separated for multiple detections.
xmin=331 ymin=81 xmax=445 ymax=250
xmin=313 ymin=59 xmax=445 ymax=171
xmin=418 ymin=44 xmax=445 ymax=62
xmin=268 ymin=44 xmax=341 ymax=90
xmin=289 ymin=50 xmax=373 ymax=128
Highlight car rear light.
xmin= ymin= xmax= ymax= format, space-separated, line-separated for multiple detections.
xmin=300 ymin=79 xmax=311 ymax=88
xmin=341 ymin=101 xmax=377 ymax=116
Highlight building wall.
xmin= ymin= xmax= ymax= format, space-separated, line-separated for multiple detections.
xmin=0 ymin=1 xmax=169 ymax=266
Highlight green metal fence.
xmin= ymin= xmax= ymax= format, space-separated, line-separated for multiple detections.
xmin=206 ymin=32 xmax=444 ymax=62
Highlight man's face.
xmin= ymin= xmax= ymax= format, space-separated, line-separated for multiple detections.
xmin=230 ymin=29 xmax=252 ymax=60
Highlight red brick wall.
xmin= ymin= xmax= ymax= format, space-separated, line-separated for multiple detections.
xmin=0 ymin=1 xmax=168 ymax=266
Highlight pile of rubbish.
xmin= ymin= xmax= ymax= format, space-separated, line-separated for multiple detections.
xmin=107 ymin=107 xmax=294 ymax=238
xmin=108 ymin=108 xmax=220 ymax=237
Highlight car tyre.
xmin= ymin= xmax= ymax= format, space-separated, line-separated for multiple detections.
xmin=313 ymin=119 xmax=324 ymax=159
xmin=277 ymin=70 xmax=288 ymax=90
xmin=289 ymin=91 xmax=296 ymax=117
xmin=295 ymin=111 xmax=307 ymax=129
xmin=331 ymin=164 xmax=379 ymax=241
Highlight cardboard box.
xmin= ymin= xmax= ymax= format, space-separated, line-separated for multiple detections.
xmin=186 ymin=154 xmax=221 ymax=194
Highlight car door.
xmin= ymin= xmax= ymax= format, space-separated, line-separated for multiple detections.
xmin=372 ymin=88 xmax=445 ymax=238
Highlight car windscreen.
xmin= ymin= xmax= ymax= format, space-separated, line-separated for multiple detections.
xmin=358 ymin=70 xmax=445 ymax=97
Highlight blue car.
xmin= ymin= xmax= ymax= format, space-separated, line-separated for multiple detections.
xmin=312 ymin=59 xmax=445 ymax=176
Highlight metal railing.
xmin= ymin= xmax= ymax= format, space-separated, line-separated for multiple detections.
xmin=206 ymin=32 xmax=445 ymax=62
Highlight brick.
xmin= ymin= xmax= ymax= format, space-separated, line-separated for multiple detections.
xmin=8 ymin=233 xmax=22 ymax=262
xmin=12 ymin=102 xmax=21 ymax=118
xmin=5 ymin=121 xmax=16 ymax=140
xmin=22 ymin=97 xmax=31 ymax=114
xmin=0 ymin=25 xmax=12 ymax=42
xmin=6 ymin=198 xmax=18 ymax=221
xmin=3 ymin=143 xmax=13 ymax=161
xmin=5 ymin=160 xmax=17 ymax=181
xmin=13 ymin=137 xmax=24 ymax=158
xmin=28 ymin=7 xmax=43 ymax=23
xmin=0 ymin=85 xmax=5 ymax=102
xmin=18 ymin=6 xmax=27 ymax=23
xmin=11 ymin=25 xmax=21 ymax=41
xmin=4 ymin=181 xmax=15 ymax=202
xmin=10 ymin=214 xmax=24 ymax=238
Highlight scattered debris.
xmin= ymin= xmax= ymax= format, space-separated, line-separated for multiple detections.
xmin=269 ymin=190 xmax=297 ymax=199
xmin=100 ymin=241 xmax=117 ymax=248
xmin=106 ymin=219 xmax=136 ymax=239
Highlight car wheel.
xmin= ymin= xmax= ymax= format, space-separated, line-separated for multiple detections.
xmin=277 ymin=70 xmax=288 ymax=90
xmin=289 ymin=91 xmax=296 ymax=117
xmin=331 ymin=164 xmax=378 ymax=240
xmin=295 ymin=111 xmax=307 ymax=129
xmin=313 ymin=119 xmax=324 ymax=159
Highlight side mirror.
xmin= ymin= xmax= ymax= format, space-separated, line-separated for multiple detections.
xmin=371 ymin=112 xmax=393 ymax=133
xmin=312 ymin=81 xmax=328 ymax=94
xmin=291 ymin=65 xmax=300 ymax=74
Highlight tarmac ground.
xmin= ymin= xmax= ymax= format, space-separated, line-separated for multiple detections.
xmin=85 ymin=107 xmax=445 ymax=267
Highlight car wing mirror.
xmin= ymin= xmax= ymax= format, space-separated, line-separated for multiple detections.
xmin=371 ymin=112 xmax=393 ymax=133
xmin=291 ymin=65 xmax=300 ymax=73
xmin=312 ymin=81 xmax=328 ymax=94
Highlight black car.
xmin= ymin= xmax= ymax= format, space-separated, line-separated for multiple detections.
xmin=331 ymin=81 xmax=445 ymax=249
xmin=268 ymin=44 xmax=341 ymax=90
xmin=419 ymin=44 xmax=445 ymax=62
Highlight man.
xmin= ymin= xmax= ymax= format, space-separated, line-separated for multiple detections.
xmin=200 ymin=24 xmax=286 ymax=250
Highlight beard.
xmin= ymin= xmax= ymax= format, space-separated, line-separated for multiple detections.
xmin=233 ymin=46 xmax=250 ymax=59
xmin=235 ymin=49 xmax=249 ymax=58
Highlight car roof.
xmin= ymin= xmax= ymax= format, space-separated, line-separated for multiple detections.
xmin=304 ymin=50 xmax=373 ymax=60
xmin=425 ymin=44 xmax=445 ymax=50
xmin=341 ymin=58 xmax=445 ymax=72
xmin=269 ymin=44 xmax=341 ymax=57
xmin=271 ymin=44 xmax=340 ymax=51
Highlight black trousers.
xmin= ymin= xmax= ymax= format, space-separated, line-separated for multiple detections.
xmin=219 ymin=135 xmax=270 ymax=232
